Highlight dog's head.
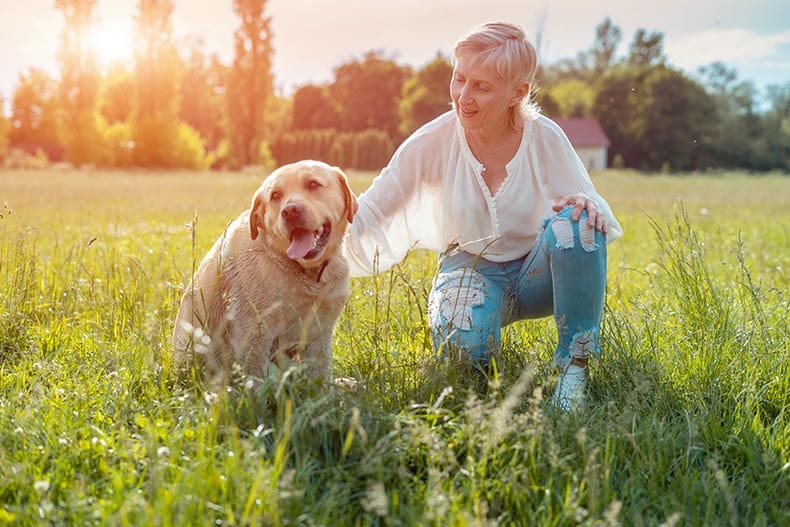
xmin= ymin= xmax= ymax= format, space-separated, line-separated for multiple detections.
xmin=248 ymin=160 xmax=358 ymax=267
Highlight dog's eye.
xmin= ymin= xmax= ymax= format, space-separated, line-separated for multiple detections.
xmin=307 ymin=180 xmax=322 ymax=190
xmin=270 ymin=191 xmax=282 ymax=202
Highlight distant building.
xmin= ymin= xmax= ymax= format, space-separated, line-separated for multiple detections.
xmin=554 ymin=117 xmax=610 ymax=170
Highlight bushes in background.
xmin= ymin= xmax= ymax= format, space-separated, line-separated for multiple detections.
xmin=272 ymin=128 xmax=394 ymax=170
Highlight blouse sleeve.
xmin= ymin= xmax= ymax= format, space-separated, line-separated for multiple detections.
xmin=344 ymin=119 xmax=448 ymax=277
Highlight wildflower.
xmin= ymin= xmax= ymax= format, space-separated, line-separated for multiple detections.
xmin=361 ymin=482 xmax=388 ymax=517
xmin=33 ymin=481 xmax=50 ymax=494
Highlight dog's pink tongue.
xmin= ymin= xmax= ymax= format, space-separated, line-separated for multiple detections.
xmin=287 ymin=229 xmax=314 ymax=259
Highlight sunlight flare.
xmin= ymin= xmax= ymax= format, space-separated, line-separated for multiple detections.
xmin=84 ymin=23 xmax=133 ymax=66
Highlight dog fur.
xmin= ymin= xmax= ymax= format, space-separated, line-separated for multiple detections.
xmin=172 ymin=160 xmax=358 ymax=388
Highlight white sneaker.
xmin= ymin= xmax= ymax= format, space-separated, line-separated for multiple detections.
xmin=551 ymin=364 xmax=587 ymax=412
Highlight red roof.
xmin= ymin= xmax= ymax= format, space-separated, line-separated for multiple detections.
xmin=554 ymin=117 xmax=610 ymax=148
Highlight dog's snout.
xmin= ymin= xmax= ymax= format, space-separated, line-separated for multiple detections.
xmin=281 ymin=202 xmax=304 ymax=221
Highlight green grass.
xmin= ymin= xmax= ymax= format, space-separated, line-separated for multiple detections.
xmin=0 ymin=168 xmax=788 ymax=526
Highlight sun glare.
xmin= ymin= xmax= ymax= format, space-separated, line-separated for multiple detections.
xmin=85 ymin=24 xmax=133 ymax=67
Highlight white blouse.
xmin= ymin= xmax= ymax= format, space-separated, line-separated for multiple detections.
xmin=344 ymin=110 xmax=623 ymax=277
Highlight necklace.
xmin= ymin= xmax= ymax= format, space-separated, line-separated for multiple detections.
xmin=467 ymin=128 xmax=510 ymax=175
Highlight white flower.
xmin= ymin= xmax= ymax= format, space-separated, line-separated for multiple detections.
xmin=34 ymin=480 xmax=50 ymax=493
xmin=361 ymin=482 xmax=388 ymax=517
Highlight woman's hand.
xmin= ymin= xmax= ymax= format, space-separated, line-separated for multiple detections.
xmin=552 ymin=194 xmax=608 ymax=233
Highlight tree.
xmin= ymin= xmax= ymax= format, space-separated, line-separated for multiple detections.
xmin=180 ymin=38 xmax=226 ymax=151
xmin=398 ymin=53 xmax=452 ymax=136
xmin=291 ymin=84 xmax=338 ymax=130
xmin=754 ymin=83 xmax=790 ymax=170
xmin=696 ymin=62 xmax=761 ymax=168
xmin=0 ymin=95 xmax=9 ymax=160
xmin=591 ymin=17 xmax=622 ymax=76
xmin=545 ymin=79 xmax=595 ymax=117
xmin=627 ymin=29 xmax=665 ymax=68
xmin=697 ymin=61 xmax=738 ymax=94
xmin=592 ymin=66 xmax=644 ymax=166
xmin=226 ymin=0 xmax=274 ymax=167
xmin=329 ymin=51 xmax=410 ymax=138
xmin=55 ymin=0 xmax=101 ymax=166
xmin=131 ymin=0 xmax=181 ymax=167
xmin=99 ymin=63 xmax=134 ymax=124
xmin=9 ymin=68 xmax=62 ymax=159
xmin=641 ymin=66 xmax=716 ymax=170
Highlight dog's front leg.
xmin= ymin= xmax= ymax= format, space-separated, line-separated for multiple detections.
xmin=301 ymin=339 xmax=334 ymax=385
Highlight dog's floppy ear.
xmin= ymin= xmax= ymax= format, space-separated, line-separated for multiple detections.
xmin=249 ymin=191 xmax=265 ymax=240
xmin=334 ymin=166 xmax=359 ymax=223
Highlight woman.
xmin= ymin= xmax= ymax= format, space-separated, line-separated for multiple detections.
xmin=344 ymin=21 xmax=623 ymax=411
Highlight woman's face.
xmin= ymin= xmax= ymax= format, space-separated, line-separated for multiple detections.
xmin=450 ymin=54 xmax=522 ymax=132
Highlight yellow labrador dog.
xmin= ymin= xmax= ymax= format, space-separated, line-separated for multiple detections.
xmin=173 ymin=160 xmax=358 ymax=388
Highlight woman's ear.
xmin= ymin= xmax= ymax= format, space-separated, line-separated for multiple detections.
xmin=510 ymin=81 xmax=530 ymax=107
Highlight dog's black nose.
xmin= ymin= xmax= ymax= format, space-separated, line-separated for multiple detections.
xmin=281 ymin=202 xmax=303 ymax=220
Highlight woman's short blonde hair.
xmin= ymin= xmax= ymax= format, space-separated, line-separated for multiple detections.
xmin=451 ymin=21 xmax=539 ymax=127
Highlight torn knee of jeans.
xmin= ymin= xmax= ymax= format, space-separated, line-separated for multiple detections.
xmin=551 ymin=218 xmax=574 ymax=249
xmin=429 ymin=270 xmax=487 ymax=331
xmin=569 ymin=329 xmax=598 ymax=360
xmin=579 ymin=221 xmax=599 ymax=252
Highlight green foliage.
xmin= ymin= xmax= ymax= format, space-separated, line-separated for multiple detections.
xmin=131 ymin=0 xmax=181 ymax=167
xmin=131 ymin=113 xmax=179 ymax=168
xmin=4 ymin=12 xmax=789 ymax=172
xmin=226 ymin=0 xmax=274 ymax=167
xmin=627 ymin=28 xmax=665 ymax=67
xmin=98 ymin=64 xmax=134 ymax=125
xmin=545 ymin=79 xmax=595 ymax=117
xmin=592 ymin=65 xmax=717 ymax=170
xmin=55 ymin=0 xmax=101 ymax=167
xmin=292 ymin=84 xmax=338 ymax=130
xmin=60 ymin=110 xmax=104 ymax=167
xmin=180 ymin=42 xmax=227 ymax=151
xmin=172 ymin=122 xmax=213 ymax=170
xmin=1 ymin=148 xmax=51 ymax=169
xmin=350 ymin=129 xmax=394 ymax=170
xmin=329 ymin=51 xmax=411 ymax=138
xmin=8 ymin=68 xmax=62 ymax=159
xmin=641 ymin=66 xmax=717 ymax=170
xmin=272 ymin=128 xmax=393 ymax=170
xmin=98 ymin=119 xmax=134 ymax=168
xmin=257 ymin=140 xmax=275 ymax=170
xmin=272 ymin=128 xmax=336 ymax=166
xmin=0 ymin=97 xmax=9 ymax=160
xmin=0 ymin=170 xmax=788 ymax=525
xmin=591 ymin=18 xmax=622 ymax=76
xmin=398 ymin=54 xmax=453 ymax=136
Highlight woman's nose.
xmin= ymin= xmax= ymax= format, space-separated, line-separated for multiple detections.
xmin=458 ymin=85 xmax=473 ymax=104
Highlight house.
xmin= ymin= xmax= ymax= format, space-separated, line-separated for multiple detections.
xmin=554 ymin=117 xmax=610 ymax=170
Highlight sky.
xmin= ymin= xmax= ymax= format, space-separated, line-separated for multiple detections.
xmin=0 ymin=0 xmax=788 ymax=110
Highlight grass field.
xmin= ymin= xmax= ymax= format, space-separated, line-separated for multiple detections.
xmin=0 ymin=168 xmax=788 ymax=526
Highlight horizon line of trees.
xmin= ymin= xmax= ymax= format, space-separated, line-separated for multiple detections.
xmin=0 ymin=2 xmax=787 ymax=173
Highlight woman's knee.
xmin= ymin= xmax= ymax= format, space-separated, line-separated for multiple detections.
xmin=542 ymin=206 xmax=605 ymax=254
xmin=428 ymin=267 xmax=501 ymax=364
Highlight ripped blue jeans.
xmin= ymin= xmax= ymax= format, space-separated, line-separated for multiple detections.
xmin=428 ymin=206 xmax=607 ymax=369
